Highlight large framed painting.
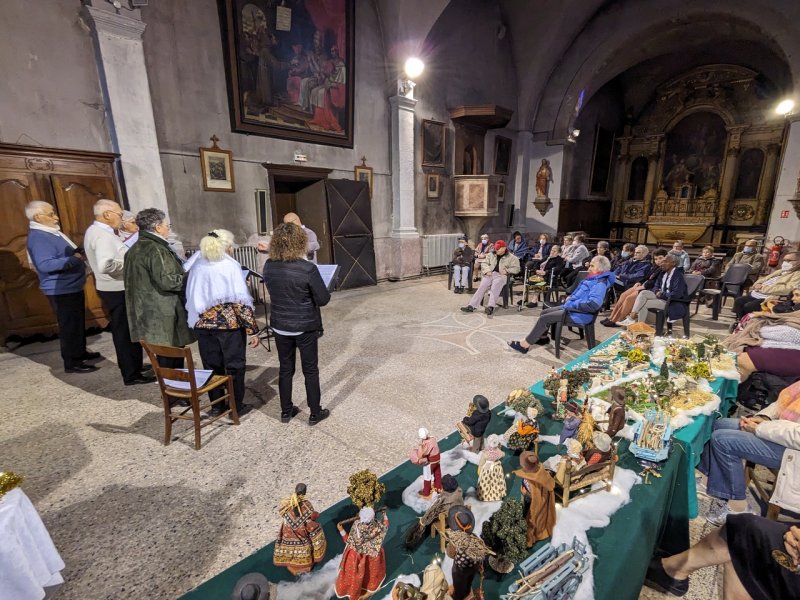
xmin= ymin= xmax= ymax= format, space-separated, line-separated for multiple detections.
xmin=218 ymin=0 xmax=355 ymax=147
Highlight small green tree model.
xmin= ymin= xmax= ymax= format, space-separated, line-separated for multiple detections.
xmin=481 ymin=497 xmax=528 ymax=567
xmin=660 ymin=357 xmax=669 ymax=379
xmin=347 ymin=469 xmax=385 ymax=508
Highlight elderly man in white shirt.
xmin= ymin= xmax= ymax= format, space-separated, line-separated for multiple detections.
xmin=84 ymin=199 xmax=154 ymax=386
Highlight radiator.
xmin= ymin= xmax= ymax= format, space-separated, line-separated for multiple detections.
xmin=421 ymin=234 xmax=463 ymax=271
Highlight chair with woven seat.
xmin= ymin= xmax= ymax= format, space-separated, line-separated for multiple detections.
xmin=141 ymin=341 xmax=240 ymax=450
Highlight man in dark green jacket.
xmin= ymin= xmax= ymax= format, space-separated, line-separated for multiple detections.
xmin=124 ymin=208 xmax=194 ymax=349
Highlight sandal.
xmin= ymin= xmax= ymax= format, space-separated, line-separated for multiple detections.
xmin=508 ymin=340 xmax=529 ymax=354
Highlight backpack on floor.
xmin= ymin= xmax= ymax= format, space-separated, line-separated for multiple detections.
xmin=737 ymin=372 xmax=800 ymax=411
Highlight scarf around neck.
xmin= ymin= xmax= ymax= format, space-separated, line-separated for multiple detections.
xmin=185 ymin=253 xmax=253 ymax=327
xmin=776 ymin=380 xmax=800 ymax=422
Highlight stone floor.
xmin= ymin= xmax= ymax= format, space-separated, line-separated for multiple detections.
xmin=2 ymin=275 xmax=739 ymax=599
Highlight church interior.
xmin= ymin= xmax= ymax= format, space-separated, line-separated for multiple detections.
xmin=2 ymin=1 xmax=800 ymax=599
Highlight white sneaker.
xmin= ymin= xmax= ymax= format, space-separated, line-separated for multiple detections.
xmin=706 ymin=502 xmax=754 ymax=527
xmin=619 ymin=317 xmax=636 ymax=327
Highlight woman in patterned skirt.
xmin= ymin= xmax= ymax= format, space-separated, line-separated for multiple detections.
xmin=335 ymin=507 xmax=390 ymax=599
xmin=273 ymin=483 xmax=327 ymax=575
xmin=477 ymin=434 xmax=506 ymax=501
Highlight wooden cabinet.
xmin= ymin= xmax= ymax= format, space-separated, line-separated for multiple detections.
xmin=0 ymin=144 xmax=120 ymax=345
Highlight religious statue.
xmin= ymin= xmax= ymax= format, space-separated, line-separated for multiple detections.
xmin=409 ymin=427 xmax=442 ymax=498
xmin=273 ymin=483 xmax=327 ymax=575
xmin=535 ymin=159 xmax=553 ymax=200
xmin=514 ymin=451 xmax=557 ymax=546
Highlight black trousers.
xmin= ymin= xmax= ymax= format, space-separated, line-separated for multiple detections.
xmin=47 ymin=291 xmax=87 ymax=368
xmin=195 ymin=328 xmax=247 ymax=409
xmin=274 ymin=331 xmax=321 ymax=415
xmin=98 ymin=290 xmax=143 ymax=382
xmin=525 ymin=306 xmax=565 ymax=344
xmin=734 ymin=294 xmax=765 ymax=320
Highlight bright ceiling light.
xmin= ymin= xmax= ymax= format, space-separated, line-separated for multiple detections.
xmin=404 ymin=57 xmax=425 ymax=79
xmin=776 ymin=99 xmax=795 ymax=115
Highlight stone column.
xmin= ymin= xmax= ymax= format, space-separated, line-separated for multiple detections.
xmin=756 ymin=143 xmax=781 ymax=225
xmin=611 ymin=137 xmax=632 ymax=222
xmin=718 ymin=126 xmax=747 ymax=223
xmin=81 ymin=6 xmax=169 ymax=215
xmin=641 ymin=135 xmax=663 ymax=218
xmin=388 ymin=93 xmax=420 ymax=277
xmin=513 ymin=131 xmax=533 ymax=227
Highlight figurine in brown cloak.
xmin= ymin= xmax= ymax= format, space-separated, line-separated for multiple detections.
xmin=514 ymin=451 xmax=556 ymax=546
xmin=606 ymin=386 xmax=627 ymax=437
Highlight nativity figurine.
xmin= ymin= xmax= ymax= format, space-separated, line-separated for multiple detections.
xmin=554 ymin=439 xmax=586 ymax=487
xmin=476 ymin=434 xmax=507 ymax=502
xmin=584 ymin=431 xmax=614 ymax=465
xmin=403 ymin=474 xmax=464 ymax=549
xmin=335 ymin=507 xmax=390 ymax=600
xmin=457 ymin=394 xmax=492 ymax=452
xmin=507 ymin=406 xmax=540 ymax=453
xmin=605 ymin=385 xmax=627 ymax=437
xmin=559 ymin=400 xmax=582 ymax=444
xmin=514 ymin=451 xmax=556 ymax=546
xmin=273 ymin=483 xmax=327 ymax=575
xmin=409 ymin=427 xmax=442 ymax=498
xmin=446 ymin=506 xmax=490 ymax=600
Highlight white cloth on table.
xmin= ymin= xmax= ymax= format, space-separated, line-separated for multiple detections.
xmin=0 ymin=488 xmax=64 ymax=600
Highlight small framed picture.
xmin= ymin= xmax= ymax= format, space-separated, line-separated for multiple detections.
xmin=494 ymin=136 xmax=512 ymax=175
xmin=426 ymin=173 xmax=441 ymax=199
xmin=354 ymin=163 xmax=374 ymax=198
xmin=498 ymin=182 xmax=506 ymax=202
xmin=200 ymin=137 xmax=235 ymax=192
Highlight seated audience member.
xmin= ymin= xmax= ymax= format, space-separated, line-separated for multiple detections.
xmin=619 ymin=254 xmax=687 ymax=326
xmin=611 ymin=242 xmax=635 ymax=271
xmin=559 ymin=234 xmax=575 ymax=264
xmin=25 ymin=200 xmax=100 ymax=374
xmin=725 ymin=301 xmax=800 ymax=382
xmin=473 ymin=233 xmax=494 ymax=281
xmin=451 ymin=236 xmax=474 ymax=294
xmin=732 ymin=251 xmax=800 ymax=321
xmin=614 ymin=245 xmax=651 ymax=289
xmin=724 ymin=238 xmax=764 ymax=287
xmin=603 ymin=248 xmax=668 ymax=327
xmin=186 ymin=230 xmax=259 ymax=417
xmin=595 ymin=240 xmax=610 ymax=258
xmin=732 ymin=286 xmax=800 ymax=334
xmin=508 ymin=231 xmax=530 ymax=263
xmin=689 ymin=245 xmax=722 ymax=279
xmin=564 ymin=234 xmax=590 ymax=271
xmin=526 ymin=233 xmax=552 ymax=271
xmin=460 ymin=240 xmax=520 ymax=316
xmin=695 ymin=380 xmax=800 ymax=526
xmin=535 ymin=245 xmax=565 ymax=282
xmin=508 ymin=255 xmax=614 ymax=351
xmin=645 ymin=515 xmax=800 ymax=599
xmin=669 ymin=239 xmax=691 ymax=270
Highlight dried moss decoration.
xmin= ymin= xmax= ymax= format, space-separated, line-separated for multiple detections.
xmin=481 ymin=497 xmax=528 ymax=564
xmin=347 ymin=469 xmax=385 ymax=508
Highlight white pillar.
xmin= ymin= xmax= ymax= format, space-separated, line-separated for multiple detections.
xmin=81 ymin=6 xmax=169 ymax=215
xmin=389 ymin=95 xmax=419 ymax=237
xmin=767 ymin=119 xmax=800 ymax=243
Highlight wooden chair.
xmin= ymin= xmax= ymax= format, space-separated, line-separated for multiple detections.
xmin=430 ymin=511 xmax=447 ymax=553
xmin=141 ymin=341 xmax=240 ymax=450
xmin=745 ymin=461 xmax=782 ymax=520
xmin=555 ymin=448 xmax=618 ymax=507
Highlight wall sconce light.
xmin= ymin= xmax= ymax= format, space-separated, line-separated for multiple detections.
xmin=566 ymin=128 xmax=581 ymax=143
xmin=398 ymin=57 xmax=425 ymax=98
xmin=776 ymin=99 xmax=795 ymax=116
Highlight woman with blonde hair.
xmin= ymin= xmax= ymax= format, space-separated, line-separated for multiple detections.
xmin=186 ymin=229 xmax=259 ymax=417
xmin=263 ymin=222 xmax=331 ymax=425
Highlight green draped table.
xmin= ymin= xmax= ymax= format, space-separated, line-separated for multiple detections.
xmin=182 ymin=335 xmax=735 ymax=600
xmin=529 ymin=333 xmax=739 ymax=518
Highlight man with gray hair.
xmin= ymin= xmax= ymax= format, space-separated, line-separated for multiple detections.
xmin=621 ymin=253 xmax=688 ymax=326
xmin=119 ymin=210 xmax=139 ymax=246
xmin=84 ymin=199 xmax=153 ymax=385
xmin=25 ymin=200 xmax=100 ymax=373
xmin=509 ymin=255 xmax=615 ymax=352
xmin=124 ymin=209 xmax=194 ymax=360
xmin=613 ymin=244 xmax=651 ymax=289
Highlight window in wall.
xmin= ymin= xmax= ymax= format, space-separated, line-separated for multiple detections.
xmin=589 ymin=125 xmax=615 ymax=195
xmin=734 ymin=148 xmax=764 ymax=199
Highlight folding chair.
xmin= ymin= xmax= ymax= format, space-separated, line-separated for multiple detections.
xmin=141 ymin=341 xmax=240 ymax=450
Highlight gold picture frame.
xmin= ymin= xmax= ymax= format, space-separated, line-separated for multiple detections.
xmin=426 ymin=173 xmax=440 ymax=199
xmin=200 ymin=136 xmax=235 ymax=192
xmin=354 ymin=159 xmax=374 ymax=198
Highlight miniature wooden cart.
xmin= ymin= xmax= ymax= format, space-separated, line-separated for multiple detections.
xmin=502 ymin=537 xmax=591 ymax=600
xmin=555 ymin=447 xmax=617 ymax=507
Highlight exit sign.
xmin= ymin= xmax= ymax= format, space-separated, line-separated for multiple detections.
xmin=781 ymin=210 xmax=790 ymax=218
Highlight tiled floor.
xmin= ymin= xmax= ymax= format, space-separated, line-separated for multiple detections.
xmin=1 ymin=276 xmax=743 ymax=599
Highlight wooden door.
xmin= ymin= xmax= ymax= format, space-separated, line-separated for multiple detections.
xmin=274 ymin=193 xmax=296 ymax=224
xmin=295 ymin=180 xmax=332 ymax=264
xmin=51 ymin=174 xmax=116 ymax=324
xmin=325 ymin=179 xmax=376 ymax=289
xmin=0 ymin=170 xmax=55 ymax=341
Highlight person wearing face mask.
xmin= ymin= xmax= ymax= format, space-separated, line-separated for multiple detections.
xmin=732 ymin=252 xmax=800 ymax=321
xmin=724 ymin=239 xmax=765 ymax=287
xmin=451 ymin=236 xmax=474 ymax=294
xmin=613 ymin=244 xmax=652 ymax=289
xmin=526 ymin=233 xmax=553 ymax=272
xmin=611 ymin=243 xmax=635 ymax=271
xmin=461 ymin=240 xmax=520 ymax=316
xmin=473 ymin=234 xmax=494 ymax=281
